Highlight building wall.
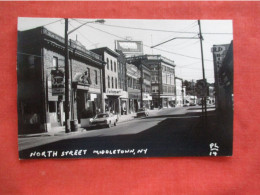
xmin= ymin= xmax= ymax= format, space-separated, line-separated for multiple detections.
xmin=104 ymin=52 xmax=119 ymax=90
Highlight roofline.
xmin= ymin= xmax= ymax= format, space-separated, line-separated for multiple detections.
xmin=91 ymin=47 xmax=119 ymax=57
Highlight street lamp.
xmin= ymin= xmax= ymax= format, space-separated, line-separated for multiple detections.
xmin=64 ymin=18 xmax=105 ymax=133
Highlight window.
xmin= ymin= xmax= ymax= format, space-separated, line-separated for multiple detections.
xmin=53 ymin=57 xmax=58 ymax=69
xmin=110 ymin=60 xmax=113 ymax=71
xmin=87 ymin=68 xmax=90 ymax=79
xmin=115 ymin=78 xmax=117 ymax=89
xmin=94 ymin=70 xmax=98 ymax=85
xmin=108 ymin=76 xmax=110 ymax=88
xmin=106 ymin=58 xmax=109 ymax=70
xmin=114 ymin=62 xmax=117 ymax=72
xmin=112 ymin=77 xmax=114 ymax=88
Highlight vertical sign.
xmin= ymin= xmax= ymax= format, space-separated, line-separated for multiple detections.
xmin=51 ymin=69 xmax=65 ymax=96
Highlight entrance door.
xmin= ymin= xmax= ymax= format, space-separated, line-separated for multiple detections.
xmin=77 ymin=90 xmax=86 ymax=122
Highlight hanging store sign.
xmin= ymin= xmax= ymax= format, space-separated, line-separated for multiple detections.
xmin=51 ymin=70 xmax=65 ymax=96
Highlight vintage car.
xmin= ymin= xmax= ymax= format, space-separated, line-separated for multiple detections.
xmin=90 ymin=113 xmax=118 ymax=128
xmin=136 ymin=108 xmax=149 ymax=117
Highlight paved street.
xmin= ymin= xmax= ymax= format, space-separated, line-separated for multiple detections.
xmin=19 ymin=105 xmax=231 ymax=159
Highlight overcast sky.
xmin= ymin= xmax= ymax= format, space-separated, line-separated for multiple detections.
xmin=18 ymin=18 xmax=233 ymax=83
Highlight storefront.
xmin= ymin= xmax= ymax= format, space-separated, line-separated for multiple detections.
xmin=119 ymin=91 xmax=128 ymax=115
xmin=128 ymin=93 xmax=140 ymax=113
xmin=143 ymin=93 xmax=152 ymax=109
xmin=103 ymin=89 xmax=124 ymax=114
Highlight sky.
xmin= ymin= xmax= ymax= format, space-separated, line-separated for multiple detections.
xmin=18 ymin=18 xmax=233 ymax=83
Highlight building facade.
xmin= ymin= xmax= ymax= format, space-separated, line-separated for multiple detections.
xmin=116 ymin=50 xmax=129 ymax=115
xmin=91 ymin=47 xmax=127 ymax=115
xmin=143 ymin=55 xmax=176 ymax=108
xmin=17 ymin=27 xmax=104 ymax=134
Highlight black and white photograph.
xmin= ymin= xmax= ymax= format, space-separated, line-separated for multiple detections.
xmin=17 ymin=18 xmax=233 ymax=159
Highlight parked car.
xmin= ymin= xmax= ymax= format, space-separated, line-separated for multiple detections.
xmin=136 ymin=108 xmax=149 ymax=117
xmin=90 ymin=113 xmax=118 ymax=128
xmin=189 ymin=102 xmax=196 ymax=106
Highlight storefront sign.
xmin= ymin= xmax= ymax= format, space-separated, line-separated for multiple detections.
xmin=106 ymin=89 xmax=122 ymax=95
xmin=51 ymin=70 xmax=64 ymax=96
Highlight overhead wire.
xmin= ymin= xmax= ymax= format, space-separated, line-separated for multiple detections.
xmin=72 ymin=19 xmax=213 ymax=62
xmin=91 ymin=21 xmax=232 ymax=35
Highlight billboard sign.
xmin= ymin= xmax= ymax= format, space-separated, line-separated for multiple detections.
xmin=51 ymin=69 xmax=65 ymax=96
xmin=116 ymin=40 xmax=143 ymax=56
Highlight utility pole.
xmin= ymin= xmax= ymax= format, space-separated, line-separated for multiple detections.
xmin=157 ymin=62 xmax=161 ymax=109
xmin=140 ymin=62 xmax=143 ymax=108
xmin=64 ymin=18 xmax=70 ymax=133
xmin=198 ymin=20 xmax=207 ymax=119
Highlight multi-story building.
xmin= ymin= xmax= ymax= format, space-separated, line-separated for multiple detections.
xmin=136 ymin=55 xmax=176 ymax=108
xmin=116 ymin=50 xmax=128 ymax=115
xmin=91 ymin=47 xmax=128 ymax=115
xmin=17 ymin=27 xmax=104 ymax=134
xmin=126 ymin=56 xmax=152 ymax=110
xmin=126 ymin=63 xmax=141 ymax=113
xmin=175 ymin=77 xmax=184 ymax=107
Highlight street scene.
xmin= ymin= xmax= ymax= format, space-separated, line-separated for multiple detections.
xmin=17 ymin=18 xmax=233 ymax=158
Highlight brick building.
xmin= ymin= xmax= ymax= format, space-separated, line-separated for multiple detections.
xmin=17 ymin=27 xmax=104 ymax=134
xmin=127 ymin=55 xmax=175 ymax=108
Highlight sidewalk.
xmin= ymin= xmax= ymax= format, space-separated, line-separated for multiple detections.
xmin=18 ymin=109 xmax=163 ymax=138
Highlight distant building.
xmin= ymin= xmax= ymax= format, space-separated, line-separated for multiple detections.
xmin=175 ymin=77 xmax=184 ymax=107
xmin=17 ymin=27 xmax=104 ymax=134
xmin=142 ymin=55 xmax=176 ymax=108
xmin=126 ymin=63 xmax=141 ymax=113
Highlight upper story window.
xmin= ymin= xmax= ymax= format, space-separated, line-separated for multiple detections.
xmin=53 ymin=56 xmax=58 ymax=69
xmin=94 ymin=70 xmax=98 ymax=85
xmin=111 ymin=77 xmax=114 ymax=88
xmin=114 ymin=62 xmax=117 ymax=72
xmin=118 ymin=62 xmax=120 ymax=73
xmin=110 ymin=60 xmax=113 ymax=71
xmin=108 ymin=76 xmax=110 ymax=88
xmin=115 ymin=78 xmax=117 ymax=89
xmin=106 ymin=58 xmax=109 ymax=70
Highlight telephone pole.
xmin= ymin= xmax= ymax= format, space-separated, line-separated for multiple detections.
xmin=64 ymin=18 xmax=70 ymax=133
xmin=198 ymin=20 xmax=207 ymax=119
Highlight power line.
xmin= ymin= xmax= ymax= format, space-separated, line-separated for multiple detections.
xmin=43 ymin=19 xmax=63 ymax=27
xmin=68 ymin=21 xmax=95 ymax=45
xmin=92 ymin=22 xmax=232 ymax=35
xmin=73 ymin=19 xmax=213 ymax=62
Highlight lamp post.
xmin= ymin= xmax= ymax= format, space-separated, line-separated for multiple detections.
xmin=64 ymin=18 xmax=105 ymax=133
